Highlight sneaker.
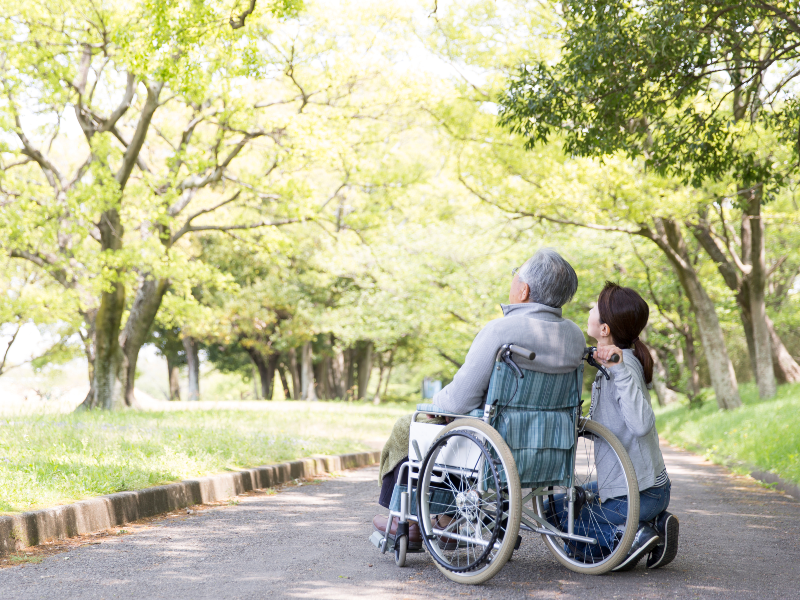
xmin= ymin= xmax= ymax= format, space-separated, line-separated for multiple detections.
xmin=612 ymin=524 xmax=661 ymax=572
xmin=372 ymin=514 xmax=422 ymax=548
xmin=647 ymin=512 xmax=679 ymax=569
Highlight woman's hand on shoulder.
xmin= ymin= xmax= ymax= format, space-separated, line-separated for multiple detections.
xmin=594 ymin=345 xmax=623 ymax=366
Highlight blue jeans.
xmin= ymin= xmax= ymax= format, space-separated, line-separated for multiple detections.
xmin=543 ymin=480 xmax=671 ymax=557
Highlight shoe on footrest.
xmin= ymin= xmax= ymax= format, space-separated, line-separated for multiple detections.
xmin=647 ymin=512 xmax=679 ymax=569
xmin=431 ymin=515 xmax=461 ymax=550
xmin=612 ymin=524 xmax=661 ymax=572
xmin=373 ymin=514 xmax=422 ymax=548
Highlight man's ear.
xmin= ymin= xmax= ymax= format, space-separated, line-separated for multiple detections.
xmin=520 ymin=282 xmax=530 ymax=302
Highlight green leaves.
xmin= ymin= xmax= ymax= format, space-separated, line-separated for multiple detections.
xmin=500 ymin=0 xmax=800 ymax=190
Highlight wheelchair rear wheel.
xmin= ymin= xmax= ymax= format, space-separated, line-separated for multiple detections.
xmin=417 ymin=419 xmax=522 ymax=585
xmin=532 ymin=418 xmax=640 ymax=574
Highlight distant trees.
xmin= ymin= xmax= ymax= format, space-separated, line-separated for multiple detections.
xmin=2 ymin=0 xmax=799 ymax=410
xmin=500 ymin=0 xmax=800 ymax=406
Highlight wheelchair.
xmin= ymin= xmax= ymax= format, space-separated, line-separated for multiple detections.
xmin=369 ymin=344 xmax=640 ymax=584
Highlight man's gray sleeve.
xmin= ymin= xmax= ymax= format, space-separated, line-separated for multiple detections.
xmin=431 ymin=327 xmax=497 ymax=415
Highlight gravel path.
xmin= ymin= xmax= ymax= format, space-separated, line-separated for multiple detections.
xmin=1 ymin=443 xmax=799 ymax=599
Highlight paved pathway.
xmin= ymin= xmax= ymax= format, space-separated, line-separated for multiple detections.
xmin=1 ymin=444 xmax=799 ymax=599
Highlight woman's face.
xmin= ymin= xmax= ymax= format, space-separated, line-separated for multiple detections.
xmin=587 ymin=305 xmax=604 ymax=341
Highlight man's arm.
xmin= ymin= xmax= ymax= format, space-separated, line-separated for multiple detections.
xmin=431 ymin=327 xmax=497 ymax=414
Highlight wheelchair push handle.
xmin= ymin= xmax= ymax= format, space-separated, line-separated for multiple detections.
xmin=509 ymin=344 xmax=535 ymax=360
xmin=584 ymin=346 xmax=620 ymax=380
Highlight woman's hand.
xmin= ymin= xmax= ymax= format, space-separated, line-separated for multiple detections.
xmin=594 ymin=345 xmax=623 ymax=366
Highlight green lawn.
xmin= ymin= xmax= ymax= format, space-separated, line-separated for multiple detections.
xmin=655 ymin=382 xmax=800 ymax=486
xmin=0 ymin=401 xmax=414 ymax=514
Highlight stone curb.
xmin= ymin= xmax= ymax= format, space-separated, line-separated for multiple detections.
xmin=0 ymin=450 xmax=380 ymax=557
xmin=750 ymin=469 xmax=800 ymax=502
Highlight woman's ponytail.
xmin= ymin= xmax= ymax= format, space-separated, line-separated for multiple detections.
xmin=597 ymin=281 xmax=653 ymax=385
xmin=631 ymin=339 xmax=653 ymax=386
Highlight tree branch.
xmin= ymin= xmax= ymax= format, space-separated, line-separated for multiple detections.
xmin=169 ymin=131 xmax=265 ymax=215
xmin=116 ymin=81 xmax=163 ymax=191
xmin=98 ymin=72 xmax=136 ymax=134
xmin=436 ymin=348 xmax=463 ymax=369
xmin=169 ymin=190 xmax=243 ymax=244
xmin=230 ymin=0 xmax=257 ymax=29
xmin=176 ymin=217 xmax=299 ymax=238
xmin=8 ymin=249 xmax=71 ymax=287
xmin=0 ymin=323 xmax=21 ymax=376
xmin=13 ymin=114 xmax=63 ymax=190
xmin=688 ymin=219 xmax=743 ymax=290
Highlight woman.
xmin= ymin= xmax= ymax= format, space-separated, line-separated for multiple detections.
xmin=576 ymin=281 xmax=679 ymax=571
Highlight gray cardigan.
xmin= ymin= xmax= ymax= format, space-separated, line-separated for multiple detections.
xmin=432 ymin=302 xmax=585 ymax=415
xmin=590 ymin=348 xmax=666 ymax=501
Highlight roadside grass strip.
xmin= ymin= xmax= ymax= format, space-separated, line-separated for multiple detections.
xmin=0 ymin=401 xmax=414 ymax=514
xmin=655 ymin=382 xmax=800 ymax=487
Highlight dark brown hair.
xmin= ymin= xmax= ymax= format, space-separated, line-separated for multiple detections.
xmin=597 ymin=281 xmax=653 ymax=384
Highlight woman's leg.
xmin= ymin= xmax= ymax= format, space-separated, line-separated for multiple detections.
xmin=541 ymin=483 xmax=624 ymax=557
xmin=639 ymin=481 xmax=671 ymax=522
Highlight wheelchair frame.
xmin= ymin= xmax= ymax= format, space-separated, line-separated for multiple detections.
xmin=370 ymin=344 xmax=641 ymax=581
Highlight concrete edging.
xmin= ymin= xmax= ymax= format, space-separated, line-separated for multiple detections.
xmin=0 ymin=450 xmax=380 ymax=557
xmin=750 ymin=469 xmax=800 ymax=502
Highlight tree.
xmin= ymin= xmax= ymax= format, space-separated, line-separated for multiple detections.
xmin=500 ymin=0 xmax=800 ymax=400
xmin=149 ymin=325 xmax=186 ymax=401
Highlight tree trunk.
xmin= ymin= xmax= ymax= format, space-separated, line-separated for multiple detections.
xmin=119 ymin=276 xmax=169 ymax=407
xmin=344 ymin=347 xmax=355 ymax=400
xmin=91 ymin=207 xmax=126 ymax=410
xmin=372 ymin=352 xmax=385 ymax=405
xmin=314 ymin=356 xmax=331 ymax=399
xmin=737 ymin=286 xmax=759 ymax=381
xmin=355 ymin=340 xmax=374 ymax=400
xmin=167 ymin=357 xmax=181 ymax=401
xmin=382 ymin=350 xmax=394 ymax=397
xmin=330 ymin=348 xmax=346 ymax=399
xmin=743 ymin=188 xmax=776 ymax=398
xmin=86 ymin=83 xmax=162 ymax=411
xmin=76 ymin=310 xmax=98 ymax=411
xmin=265 ymin=354 xmax=278 ymax=400
xmin=649 ymin=346 xmax=677 ymax=406
xmin=300 ymin=341 xmax=317 ymax=401
xmin=684 ymin=327 xmax=701 ymax=398
xmin=277 ymin=363 xmax=291 ymax=400
xmin=287 ymin=348 xmax=301 ymax=400
xmin=656 ymin=219 xmax=741 ymax=409
xmin=766 ymin=314 xmax=800 ymax=383
xmin=92 ymin=285 xmax=125 ymax=410
xmin=245 ymin=348 xmax=277 ymax=399
xmin=183 ymin=336 xmax=200 ymax=401
xmin=692 ymin=208 xmax=797 ymax=388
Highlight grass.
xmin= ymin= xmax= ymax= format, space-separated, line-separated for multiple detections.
xmin=655 ymin=382 xmax=800 ymax=486
xmin=0 ymin=400 xmax=415 ymax=514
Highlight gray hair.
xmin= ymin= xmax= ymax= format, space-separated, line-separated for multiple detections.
xmin=518 ymin=248 xmax=578 ymax=308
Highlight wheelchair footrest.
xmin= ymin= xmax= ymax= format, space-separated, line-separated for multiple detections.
xmin=369 ymin=530 xmax=425 ymax=555
xmin=369 ymin=531 xmax=387 ymax=552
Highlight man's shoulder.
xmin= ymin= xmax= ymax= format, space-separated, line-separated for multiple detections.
xmin=482 ymin=311 xmax=583 ymax=337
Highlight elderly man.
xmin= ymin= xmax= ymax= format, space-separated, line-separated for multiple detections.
xmin=373 ymin=248 xmax=586 ymax=543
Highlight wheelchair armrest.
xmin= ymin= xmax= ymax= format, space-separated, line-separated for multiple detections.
xmin=412 ymin=404 xmax=485 ymax=422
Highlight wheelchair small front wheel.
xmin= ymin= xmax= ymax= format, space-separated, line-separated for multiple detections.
xmin=394 ymin=535 xmax=408 ymax=567
xmin=417 ymin=419 xmax=521 ymax=585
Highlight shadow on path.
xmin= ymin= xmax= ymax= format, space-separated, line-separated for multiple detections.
xmin=1 ymin=443 xmax=798 ymax=599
